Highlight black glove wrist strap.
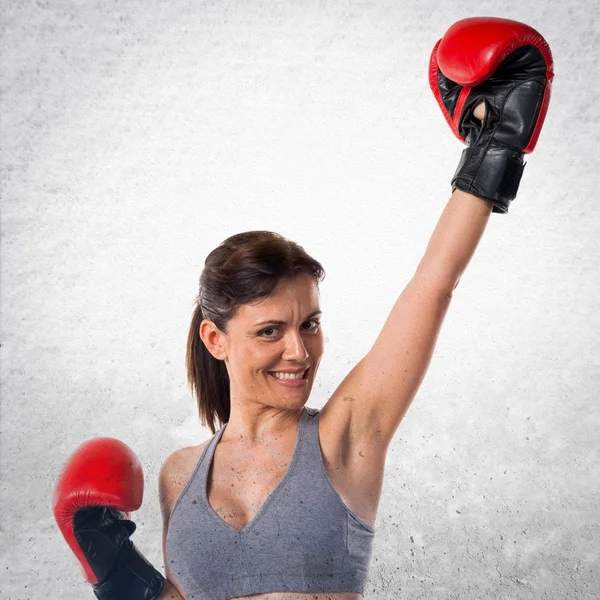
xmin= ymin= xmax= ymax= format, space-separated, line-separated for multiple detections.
xmin=91 ymin=538 xmax=166 ymax=600
xmin=451 ymin=145 xmax=525 ymax=214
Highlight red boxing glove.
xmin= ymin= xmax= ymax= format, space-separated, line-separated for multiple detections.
xmin=429 ymin=17 xmax=554 ymax=213
xmin=52 ymin=438 xmax=165 ymax=599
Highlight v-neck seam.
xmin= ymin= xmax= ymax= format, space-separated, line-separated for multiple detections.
xmin=203 ymin=407 xmax=307 ymax=534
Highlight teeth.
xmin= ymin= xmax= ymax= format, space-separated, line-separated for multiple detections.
xmin=271 ymin=371 xmax=305 ymax=380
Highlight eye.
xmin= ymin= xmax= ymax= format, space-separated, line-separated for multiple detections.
xmin=303 ymin=318 xmax=321 ymax=332
xmin=259 ymin=327 xmax=279 ymax=338
xmin=259 ymin=319 xmax=321 ymax=339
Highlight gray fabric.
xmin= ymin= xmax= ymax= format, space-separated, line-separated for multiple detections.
xmin=166 ymin=406 xmax=376 ymax=599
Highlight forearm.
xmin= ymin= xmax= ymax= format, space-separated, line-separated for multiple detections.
xmin=415 ymin=189 xmax=493 ymax=294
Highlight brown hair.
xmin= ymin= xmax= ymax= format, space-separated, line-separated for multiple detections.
xmin=186 ymin=231 xmax=325 ymax=435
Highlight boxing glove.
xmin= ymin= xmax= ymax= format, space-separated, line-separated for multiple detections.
xmin=429 ymin=17 xmax=554 ymax=213
xmin=52 ymin=437 xmax=165 ymax=599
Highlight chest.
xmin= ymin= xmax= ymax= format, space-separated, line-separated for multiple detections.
xmin=206 ymin=417 xmax=384 ymax=533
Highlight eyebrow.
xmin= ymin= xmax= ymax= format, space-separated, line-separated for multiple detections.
xmin=254 ymin=310 xmax=322 ymax=327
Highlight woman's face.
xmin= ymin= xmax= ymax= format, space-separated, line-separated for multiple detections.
xmin=202 ymin=273 xmax=324 ymax=411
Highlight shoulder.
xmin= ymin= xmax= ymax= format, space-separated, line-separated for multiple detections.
xmin=158 ymin=440 xmax=210 ymax=522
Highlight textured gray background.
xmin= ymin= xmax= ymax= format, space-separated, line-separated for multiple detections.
xmin=1 ymin=0 xmax=599 ymax=598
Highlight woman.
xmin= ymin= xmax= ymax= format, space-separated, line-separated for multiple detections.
xmin=158 ymin=18 xmax=553 ymax=600
xmin=52 ymin=16 xmax=553 ymax=600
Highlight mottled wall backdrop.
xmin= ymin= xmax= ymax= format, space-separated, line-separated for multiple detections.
xmin=1 ymin=0 xmax=598 ymax=598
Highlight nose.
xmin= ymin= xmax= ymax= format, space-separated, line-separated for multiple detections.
xmin=281 ymin=332 xmax=309 ymax=363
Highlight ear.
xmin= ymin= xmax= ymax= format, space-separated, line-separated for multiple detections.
xmin=199 ymin=319 xmax=227 ymax=360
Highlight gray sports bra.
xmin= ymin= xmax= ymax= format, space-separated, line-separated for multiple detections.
xmin=166 ymin=406 xmax=376 ymax=599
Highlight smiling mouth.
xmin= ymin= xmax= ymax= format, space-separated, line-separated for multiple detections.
xmin=268 ymin=368 xmax=309 ymax=380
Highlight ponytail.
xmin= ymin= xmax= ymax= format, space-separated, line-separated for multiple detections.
xmin=186 ymin=302 xmax=230 ymax=435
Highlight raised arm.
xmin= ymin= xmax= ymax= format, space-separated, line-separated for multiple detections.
xmin=321 ymin=17 xmax=553 ymax=450
xmin=321 ymin=186 xmax=492 ymax=450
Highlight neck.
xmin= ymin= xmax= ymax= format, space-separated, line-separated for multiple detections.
xmin=222 ymin=399 xmax=303 ymax=449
